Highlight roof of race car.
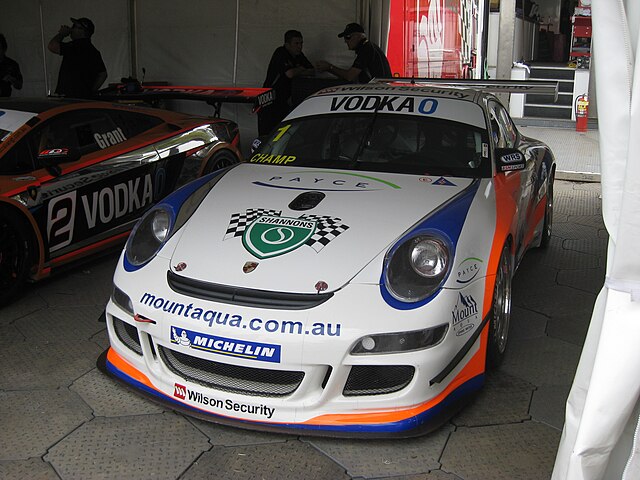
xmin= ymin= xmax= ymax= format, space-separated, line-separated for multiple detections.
xmin=0 ymin=97 xmax=86 ymax=114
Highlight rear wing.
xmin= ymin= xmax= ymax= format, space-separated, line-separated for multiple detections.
xmin=370 ymin=78 xmax=559 ymax=102
xmin=97 ymin=84 xmax=275 ymax=117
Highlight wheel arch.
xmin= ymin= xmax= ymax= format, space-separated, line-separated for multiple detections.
xmin=0 ymin=198 xmax=44 ymax=279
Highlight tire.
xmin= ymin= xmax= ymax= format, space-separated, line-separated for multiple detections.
xmin=486 ymin=243 xmax=512 ymax=369
xmin=539 ymin=174 xmax=554 ymax=248
xmin=203 ymin=150 xmax=239 ymax=175
xmin=0 ymin=211 xmax=34 ymax=306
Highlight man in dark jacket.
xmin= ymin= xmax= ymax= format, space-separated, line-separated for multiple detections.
xmin=48 ymin=17 xmax=107 ymax=98
xmin=258 ymin=29 xmax=315 ymax=135
xmin=316 ymin=22 xmax=391 ymax=83
xmin=0 ymin=34 xmax=23 ymax=97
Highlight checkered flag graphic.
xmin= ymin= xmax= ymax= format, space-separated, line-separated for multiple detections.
xmin=224 ymin=208 xmax=282 ymax=240
xmin=301 ymin=214 xmax=350 ymax=253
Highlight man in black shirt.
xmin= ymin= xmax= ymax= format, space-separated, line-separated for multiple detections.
xmin=0 ymin=34 xmax=23 ymax=97
xmin=316 ymin=23 xmax=391 ymax=83
xmin=258 ymin=29 xmax=315 ymax=135
xmin=48 ymin=17 xmax=107 ymax=99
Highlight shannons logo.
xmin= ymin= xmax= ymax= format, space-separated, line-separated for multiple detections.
xmin=174 ymin=383 xmax=186 ymax=400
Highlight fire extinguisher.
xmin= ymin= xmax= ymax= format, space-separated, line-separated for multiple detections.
xmin=575 ymin=94 xmax=589 ymax=132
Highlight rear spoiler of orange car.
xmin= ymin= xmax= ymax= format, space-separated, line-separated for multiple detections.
xmin=97 ymin=84 xmax=275 ymax=117
xmin=370 ymin=78 xmax=559 ymax=102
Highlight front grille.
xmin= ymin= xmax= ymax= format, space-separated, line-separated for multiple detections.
xmin=113 ymin=317 xmax=142 ymax=355
xmin=167 ymin=271 xmax=333 ymax=310
xmin=343 ymin=365 xmax=415 ymax=397
xmin=158 ymin=346 xmax=304 ymax=397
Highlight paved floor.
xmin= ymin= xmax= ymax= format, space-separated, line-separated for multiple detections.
xmin=0 ymin=128 xmax=606 ymax=480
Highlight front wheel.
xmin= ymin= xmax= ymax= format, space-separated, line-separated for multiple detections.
xmin=486 ymin=243 xmax=512 ymax=369
xmin=202 ymin=149 xmax=240 ymax=175
xmin=0 ymin=211 xmax=34 ymax=306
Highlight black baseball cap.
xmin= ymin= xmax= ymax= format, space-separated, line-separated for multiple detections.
xmin=338 ymin=23 xmax=365 ymax=38
xmin=71 ymin=17 xmax=95 ymax=36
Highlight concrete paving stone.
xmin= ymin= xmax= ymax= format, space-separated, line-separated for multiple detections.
xmin=532 ymin=244 xmax=600 ymax=271
xmin=33 ymin=253 xmax=118 ymax=308
xmin=557 ymin=268 xmax=605 ymax=295
xmin=182 ymin=441 xmax=350 ymax=480
xmin=509 ymin=306 xmax=548 ymax=340
xmin=440 ymin=422 xmax=561 ymax=480
xmin=554 ymin=189 xmax=602 ymax=217
xmin=546 ymin=311 xmax=592 ymax=346
xmin=0 ymin=292 xmax=47 ymax=325
xmin=0 ymin=458 xmax=60 ymax=480
xmin=71 ymin=368 xmax=165 ymax=417
xmin=515 ymin=284 xmax=596 ymax=318
xmin=452 ymin=371 xmax=534 ymax=427
xmin=562 ymin=237 xmax=608 ymax=259
xmin=306 ymin=424 xmax=454 ymax=479
xmin=597 ymin=228 xmax=609 ymax=239
xmin=44 ymin=412 xmax=210 ymax=480
xmin=188 ymin=417 xmax=295 ymax=446
xmin=502 ymin=336 xmax=581 ymax=387
xmin=552 ymin=222 xmax=600 ymax=242
xmin=569 ymin=213 xmax=606 ymax=230
xmin=0 ymin=389 xmax=92 ymax=460
xmin=530 ymin=384 xmax=572 ymax=430
xmin=0 ymin=323 xmax=26 ymax=345
xmin=13 ymin=306 xmax=106 ymax=343
xmin=368 ymin=471 xmax=463 ymax=480
xmin=90 ymin=328 xmax=110 ymax=350
xmin=512 ymin=261 xmax=558 ymax=296
xmin=0 ymin=339 xmax=103 ymax=389
xmin=551 ymin=212 xmax=570 ymax=224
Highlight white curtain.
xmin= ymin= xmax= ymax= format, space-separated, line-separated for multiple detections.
xmin=552 ymin=1 xmax=640 ymax=479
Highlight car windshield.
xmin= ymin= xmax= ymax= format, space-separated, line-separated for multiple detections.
xmin=252 ymin=113 xmax=491 ymax=178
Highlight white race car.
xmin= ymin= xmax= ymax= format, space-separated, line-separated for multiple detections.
xmin=100 ymin=80 xmax=556 ymax=437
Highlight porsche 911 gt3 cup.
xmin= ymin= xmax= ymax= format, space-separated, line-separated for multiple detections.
xmin=101 ymin=79 xmax=556 ymax=437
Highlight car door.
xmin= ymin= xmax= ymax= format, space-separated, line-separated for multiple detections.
xmin=19 ymin=108 xmax=177 ymax=262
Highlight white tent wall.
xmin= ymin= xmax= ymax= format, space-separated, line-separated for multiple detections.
xmin=552 ymin=0 xmax=640 ymax=479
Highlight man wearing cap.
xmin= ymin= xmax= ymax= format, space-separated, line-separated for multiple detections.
xmin=48 ymin=17 xmax=107 ymax=98
xmin=316 ymin=23 xmax=391 ymax=83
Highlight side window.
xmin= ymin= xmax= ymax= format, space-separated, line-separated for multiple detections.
xmin=28 ymin=110 xmax=123 ymax=164
xmin=107 ymin=110 xmax=163 ymax=138
xmin=488 ymin=101 xmax=517 ymax=149
xmin=0 ymin=136 xmax=36 ymax=174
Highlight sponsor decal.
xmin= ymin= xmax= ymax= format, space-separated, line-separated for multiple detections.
xmin=243 ymin=215 xmax=316 ymax=259
xmin=139 ymin=292 xmax=342 ymax=337
xmin=243 ymin=261 xmax=258 ymax=273
xmin=419 ymin=177 xmax=433 ymax=183
xmin=322 ymin=85 xmax=470 ymax=99
xmin=225 ymin=208 xmax=349 ymax=255
xmin=252 ymin=170 xmax=401 ymax=191
xmin=451 ymin=292 xmax=479 ymax=336
xmin=94 ymin=127 xmax=127 ymax=149
xmin=249 ymin=153 xmax=296 ymax=165
xmin=329 ymin=95 xmax=438 ymax=115
xmin=500 ymin=163 xmax=525 ymax=172
xmin=39 ymin=148 xmax=69 ymax=158
xmin=172 ymin=383 xmax=275 ymax=419
xmin=171 ymin=326 xmax=281 ymax=363
xmin=174 ymin=262 xmax=187 ymax=272
xmin=456 ymin=257 xmax=483 ymax=284
xmin=433 ymin=177 xmax=456 ymax=186
xmin=500 ymin=152 xmax=524 ymax=164
xmin=12 ymin=176 xmax=36 ymax=181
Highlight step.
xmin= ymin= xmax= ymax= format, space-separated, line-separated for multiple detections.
xmin=529 ymin=67 xmax=576 ymax=81
xmin=527 ymin=92 xmax=573 ymax=106
xmin=524 ymin=104 xmax=572 ymax=120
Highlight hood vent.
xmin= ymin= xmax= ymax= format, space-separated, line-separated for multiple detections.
xmin=288 ymin=191 xmax=325 ymax=211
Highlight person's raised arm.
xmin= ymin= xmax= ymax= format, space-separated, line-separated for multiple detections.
xmin=48 ymin=25 xmax=71 ymax=55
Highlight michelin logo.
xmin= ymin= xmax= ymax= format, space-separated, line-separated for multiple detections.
xmin=171 ymin=326 xmax=281 ymax=363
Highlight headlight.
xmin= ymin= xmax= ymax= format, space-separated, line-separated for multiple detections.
xmin=111 ymin=285 xmax=134 ymax=316
xmin=125 ymin=206 xmax=173 ymax=267
xmin=351 ymin=324 xmax=448 ymax=355
xmin=385 ymin=233 xmax=452 ymax=303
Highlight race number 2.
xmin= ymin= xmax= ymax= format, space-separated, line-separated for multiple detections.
xmin=47 ymin=192 xmax=76 ymax=252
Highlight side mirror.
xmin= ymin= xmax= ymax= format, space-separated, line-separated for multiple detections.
xmin=38 ymin=147 xmax=81 ymax=176
xmin=496 ymin=148 xmax=526 ymax=173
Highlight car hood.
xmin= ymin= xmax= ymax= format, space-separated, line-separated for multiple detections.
xmin=169 ymin=164 xmax=474 ymax=294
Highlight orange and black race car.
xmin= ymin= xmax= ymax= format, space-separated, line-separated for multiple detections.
xmin=0 ymin=97 xmax=247 ymax=305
